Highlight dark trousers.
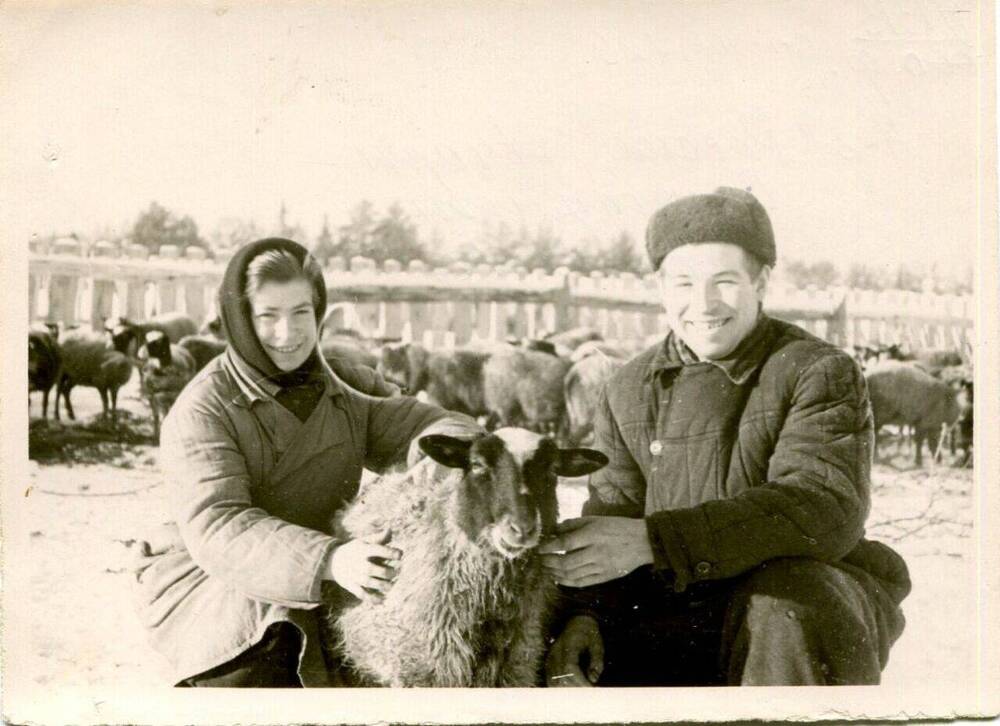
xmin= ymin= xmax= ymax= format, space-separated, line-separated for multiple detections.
xmin=178 ymin=622 xmax=303 ymax=688
xmin=592 ymin=557 xmax=906 ymax=686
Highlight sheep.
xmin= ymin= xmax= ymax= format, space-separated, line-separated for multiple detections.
xmin=506 ymin=337 xmax=560 ymax=357
xmin=378 ymin=342 xmax=491 ymax=416
xmin=28 ymin=328 xmax=62 ymax=419
xmin=138 ymin=330 xmax=196 ymax=439
xmin=569 ymin=340 xmax=629 ymax=364
xmin=912 ymin=348 xmax=965 ymax=378
xmin=107 ymin=312 xmax=198 ymax=359
xmin=323 ymin=427 xmax=609 ymax=687
xmin=846 ymin=344 xmax=881 ymax=371
xmin=856 ymin=343 xmax=965 ymax=377
xmin=542 ymin=327 xmax=604 ymax=357
xmin=54 ymin=329 xmax=133 ymax=426
xmin=377 ymin=341 xmax=429 ymax=395
xmin=199 ymin=315 xmax=224 ymax=339
xmin=865 ymin=360 xmax=963 ymax=467
xmin=177 ymin=334 xmax=227 ymax=373
xmin=563 ymin=347 xmax=626 ymax=445
xmin=936 ymin=364 xmax=974 ymax=462
xmin=322 ymin=339 xmax=379 ymax=371
xmin=482 ymin=347 xmax=572 ymax=438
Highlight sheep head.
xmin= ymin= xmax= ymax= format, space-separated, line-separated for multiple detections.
xmin=418 ymin=428 xmax=608 ymax=560
xmin=141 ymin=330 xmax=173 ymax=371
xmin=108 ymin=318 xmax=140 ymax=357
xmin=378 ymin=342 xmax=427 ymax=395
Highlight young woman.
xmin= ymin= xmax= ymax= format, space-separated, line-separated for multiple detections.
xmin=132 ymin=238 xmax=478 ymax=687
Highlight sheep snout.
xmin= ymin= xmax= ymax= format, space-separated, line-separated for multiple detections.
xmin=488 ymin=512 xmax=543 ymax=558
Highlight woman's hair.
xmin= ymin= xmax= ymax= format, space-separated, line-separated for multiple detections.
xmin=244 ymin=248 xmax=324 ymax=310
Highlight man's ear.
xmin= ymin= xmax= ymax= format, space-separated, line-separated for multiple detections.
xmin=418 ymin=435 xmax=474 ymax=469
xmin=755 ymin=264 xmax=772 ymax=298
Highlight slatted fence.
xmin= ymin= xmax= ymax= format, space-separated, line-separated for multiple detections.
xmin=27 ymin=238 xmax=973 ymax=355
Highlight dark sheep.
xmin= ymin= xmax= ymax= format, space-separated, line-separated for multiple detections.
xmin=378 ymin=342 xmax=491 ymax=417
xmin=322 ymin=339 xmax=379 ymax=371
xmin=324 ymin=427 xmax=608 ymax=686
xmin=199 ymin=315 xmax=224 ymax=339
xmin=28 ymin=329 xmax=62 ymax=419
xmin=54 ymin=329 xmax=133 ymax=426
xmin=108 ymin=312 xmax=198 ymax=359
xmin=482 ymin=347 xmax=571 ymax=438
xmin=139 ymin=331 xmax=197 ymax=439
xmin=506 ymin=337 xmax=560 ymax=357
xmin=377 ymin=341 xmax=429 ymax=395
xmin=177 ymin=334 xmax=227 ymax=373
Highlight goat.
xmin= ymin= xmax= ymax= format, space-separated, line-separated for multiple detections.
xmin=324 ymin=428 xmax=608 ymax=687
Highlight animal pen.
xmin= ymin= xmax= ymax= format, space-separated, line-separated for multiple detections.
xmin=28 ymin=238 xmax=974 ymax=356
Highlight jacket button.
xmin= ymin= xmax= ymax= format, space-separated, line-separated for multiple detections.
xmin=694 ymin=561 xmax=712 ymax=577
xmin=649 ymin=440 xmax=663 ymax=455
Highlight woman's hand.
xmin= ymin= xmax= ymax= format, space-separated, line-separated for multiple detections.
xmin=326 ymin=530 xmax=401 ymax=602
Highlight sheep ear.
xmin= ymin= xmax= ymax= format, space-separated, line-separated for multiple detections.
xmin=418 ymin=435 xmax=473 ymax=469
xmin=553 ymin=448 xmax=609 ymax=478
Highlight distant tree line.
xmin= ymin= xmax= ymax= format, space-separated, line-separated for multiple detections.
xmin=41 ymin=201 xmax=971 ymax=293
xmin=779 ymin=256 xmax=972 ymax=295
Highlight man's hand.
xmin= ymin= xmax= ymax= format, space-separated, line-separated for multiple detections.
xmin=545 ymin=615 xmax=604 ymax=687
xmin=326 ymin=530 xmax=400 ymax=602
xmin=539 ymin=516 xmax=653 ymax=587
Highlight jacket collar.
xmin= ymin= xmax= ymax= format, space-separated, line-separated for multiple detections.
xmin=224 ymin=348 xmax=344 ymax=407
xmin=644 ymin=312 xmax=776 ymax=386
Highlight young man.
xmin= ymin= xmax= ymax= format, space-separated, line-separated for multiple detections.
xmin=540 ymin=188 xmax=911 ymax=686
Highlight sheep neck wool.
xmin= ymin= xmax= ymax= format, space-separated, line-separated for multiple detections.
xmin=218 ymin=237 xmax=327 ymax=422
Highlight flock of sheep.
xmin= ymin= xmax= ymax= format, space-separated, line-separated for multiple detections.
xmin=28 ymin=311 xmax=973 ymax=467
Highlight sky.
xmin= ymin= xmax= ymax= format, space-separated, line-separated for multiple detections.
xmin=1 ymin=0 xmax=990 ymax=276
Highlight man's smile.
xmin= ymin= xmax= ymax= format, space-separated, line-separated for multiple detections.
xmin=685 ymin=317 xmax=731 ymax=331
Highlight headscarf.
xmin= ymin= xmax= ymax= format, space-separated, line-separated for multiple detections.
xmin=218 ymin=237 xmax=328 ymax=418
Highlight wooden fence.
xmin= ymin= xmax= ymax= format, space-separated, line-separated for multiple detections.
xmin=27 ymin=238 xmax=974 ymax=354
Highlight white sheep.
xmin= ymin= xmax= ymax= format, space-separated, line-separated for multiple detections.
xmin=323 ymin=428 xmax=608 ymax=687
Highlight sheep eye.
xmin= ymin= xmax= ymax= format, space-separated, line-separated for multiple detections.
xmin=469 ymin=461 xmax=489 ymax=476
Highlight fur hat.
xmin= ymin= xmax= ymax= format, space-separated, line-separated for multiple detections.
xmin=645 ymin=187 xmax=776 ymax=271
